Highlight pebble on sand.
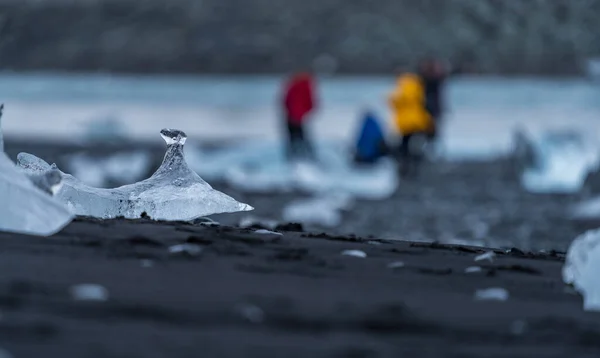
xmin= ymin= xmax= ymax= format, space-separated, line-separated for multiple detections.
xmin=465 ymin=266 xmax=482 ymax=273
xmin=168 ymin=244 xmax=203 ymax=256
xmin=70 ymin=283 xmax=109 ymax=302
xmin=341 ymin=250 xmax=367 ymax=258
xmin=387 ymin=261 xmax=405 ymax=269
xmin=474 ymin=287 xmax=509 ymax=301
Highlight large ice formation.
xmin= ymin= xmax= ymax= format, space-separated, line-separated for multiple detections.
xmin=18 ymin=129 xmax=253 ymax=220
xmin=0 ymin=108 xmax=73 ymax=236
xmin=563 ymin=229 xmax=600 ymax=311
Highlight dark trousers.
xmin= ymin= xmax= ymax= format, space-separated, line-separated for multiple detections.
xmin=397 ymin=133 xmax=423 ymax=177
xmin=285 ymin=119 xmax=314 ymax=161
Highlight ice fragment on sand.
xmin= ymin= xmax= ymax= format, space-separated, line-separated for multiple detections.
xmin=341 ymin=250 xmax=367 ymax=258
xmin=465 ymin=266 xmax=482 ymax=273
xmin=387 ymin=261 xmax=405 ymax=269
xmin=474 ymin=251 xmax=496 ymax=262
xmin=235 ymin=303 xmax=264 ymax=324
xmin=17 ymin=129 xmax=253 ymax=221
xmin=563 ymin=228 xmax=600 ymax=311
xmin=474 ymin=288 xmax=509 ymax=301
xmin=254 ymin=229 xmax=283 ymax=236
xmin=0 ymin=153 xmax=73 ymax=236
xmin=70 ymin=284 xmax=109 ymax=301
xmin=168 ymin=243 xmax=203 ymax=256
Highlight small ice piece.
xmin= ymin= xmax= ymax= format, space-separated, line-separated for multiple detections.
xmin=0 ymin=104 xmax=4 ymax=152
xmin=70 ymin=284 xmax=109 ymax=301
xmin=563 ymin=228 xmax=600 ymax=311
xmin=0 ymin=152 xmax=73 ymax=236
xmin=17 ymin=129 xmax=253 ymax=221
xmin=465 ymin=266 xmax=482 ymax=274
xmin=168 ymin=243 xmax=203 ymax=256
xmin=0 ymin=347 xmax=14 ymax=358
xmin=387 ymin=261 xmax=405 ymax=269
xmin=239 ymin=216 xmax=279 ymax=230
xmin=235 ymin=303 xmax=265 ymax=324
xmin=341 ymin=249 xmax=367 ymax=258
xmin=474 ymin=251 xmax=496 ymax=262
xmin=510 ymin=319 xmax=527 ymax=335
xmin=140 ymin=259 xmax=154 ymax=268
xmin=474 ymin=288 xmax=509 ymax=301
xmin=254 ymin=229 xmax=283 ymax=236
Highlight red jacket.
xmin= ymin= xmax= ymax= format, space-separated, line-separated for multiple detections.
xmin=283 ymin=73 xmax=315 ymax=124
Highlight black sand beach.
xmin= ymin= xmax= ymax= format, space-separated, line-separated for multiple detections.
xmin=0 ymin=218 xmax=596 ymax=358
xmin=2 ymin=140 xmax=600 ymax=357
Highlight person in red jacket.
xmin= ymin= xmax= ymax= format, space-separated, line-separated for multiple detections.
xmin=281 ymin=71 xmax=317 ymax=160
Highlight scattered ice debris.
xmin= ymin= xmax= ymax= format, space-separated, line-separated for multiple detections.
xmin=140 ymin=259 xmax=154 ymax=268
xmin=168 ymin=243 xmax=203 ymax=257
xmin=17 ymin=129 xmax=253 ymax=221
xmin=341 ymin=250 xmax=367 ymax=258
xmin=387 ymin=261 xmax=405 ymax=269
xmin=282 ymin=194 xmax=353 ymax=228
xmin=186 ymin=141 xmax=398 ymax=199
xmin=0 ymin=153 xmax=73 ymax=236
xmin=235 ymin=303 xmax=265 ymax=324
xmin=65 ymin=150 xmax=151 ymax=187
xmin=515 ymin=129 xmax=600 ymax=194
xmin=239 ymin=216 xmax=279 ymax=230
xmin=465 ymin=266 xmax=482 ymax=274
xmin=254 ymin=229 xmax=283 ymax=236
xmin=509 ymin=320 xmax=527 ymax=335
xmin=70 ymin=284 xmax=109 ymax=302
xmin=563 ymin=228 xmax=600 ymax=311
xmin=474 ymin=288 xmax=509 ymax=301
xmin=474 ymin=251 xmax=496 ymax=263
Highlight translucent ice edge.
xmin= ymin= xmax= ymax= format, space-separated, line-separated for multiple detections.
xmin=17 ymin=128 xmax=253 ymax=221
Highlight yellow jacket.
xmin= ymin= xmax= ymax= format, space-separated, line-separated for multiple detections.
xmin=388 ymin=74 xmax=433 ymax=135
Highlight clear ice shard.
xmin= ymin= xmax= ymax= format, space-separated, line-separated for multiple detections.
xmin=18 ymin=128 xmax=253 ymax=220
xmin=0 ymin=153 xmax=73 ymax=236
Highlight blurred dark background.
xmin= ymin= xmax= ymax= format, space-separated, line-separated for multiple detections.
xmin=1 ymin=0 xmax=599 ymax=75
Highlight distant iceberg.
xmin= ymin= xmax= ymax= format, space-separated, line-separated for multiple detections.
xmin=18 ymin=129 xmax=252 ymax=221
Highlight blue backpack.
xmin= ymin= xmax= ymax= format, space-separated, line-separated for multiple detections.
xmin=354 ymin=111 xmax=387 ymax=163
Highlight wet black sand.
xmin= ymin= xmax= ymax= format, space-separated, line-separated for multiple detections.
xmin=0 ymin=218 xmax=598 ymax=358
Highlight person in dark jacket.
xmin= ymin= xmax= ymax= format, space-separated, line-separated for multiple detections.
xmin=281 ymin=72 xmax=317 ymax=161
xmin=417 ymin=59 xmax=448 ymax=143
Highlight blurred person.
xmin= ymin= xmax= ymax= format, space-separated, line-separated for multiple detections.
xmin=281 ymin=71 xmax=317 ymax=161
xmin=417 ymin=58 xmax=448 ymax=144
xmin=353 ymin=110 xmax=388 ymax=165
xmin=388 ymin=73 xmax=433 ymax=177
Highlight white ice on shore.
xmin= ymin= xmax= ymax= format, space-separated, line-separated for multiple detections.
xmin=17 ymin=129 xmax=253 ymax=221
xmin=563 ymin=229 xmax=600 ymax=311
xmin=282 ymin=194 xmax=353 ymax=228
xmin=65 ymin=150 xmax=151 ymax=187
xmin=0 ymin=107 xmax=73 ymax=236
xmin=474 ymin=288 xmax=509 ymax=301
xmin=515 ymin=129 xmax=600 ymax=194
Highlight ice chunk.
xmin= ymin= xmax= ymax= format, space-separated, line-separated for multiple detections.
xmin=168 ymin=243 xmax=203 ymax=256
xmin=17 ymin=129 xmax=253 ymax=220
xmin=474 ymin=251 xmax=496 ymax=262
xmin=254 ymin=229 xmax=283 ymax=236
xmin=474 ymin=288 xmax=509 ymax=301
xmin=0 ymin=104 xmax=4 ymax=152
xmin=517 ymin=129 xmax=600 ymax=193
xmin=387 ymin=261 xmax=405 ymax=269
xmin=70 ymin=283 xmax=109 ymax=301
xmin=282 ymin=194 xmax=353 ymax=228
xmin=563 ymin=229 xmax=600 ymax=311
xmin=465 ymin=266 xmax=482 ymax=274
xmin=341 ymin=249 xmax=367 ymax=258
xmin=0 ymin=152 xmax=73 ymax=236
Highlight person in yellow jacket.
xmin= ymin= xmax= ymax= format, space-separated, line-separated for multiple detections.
xmin=388 ymin=73 xmax=434 ymax=177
